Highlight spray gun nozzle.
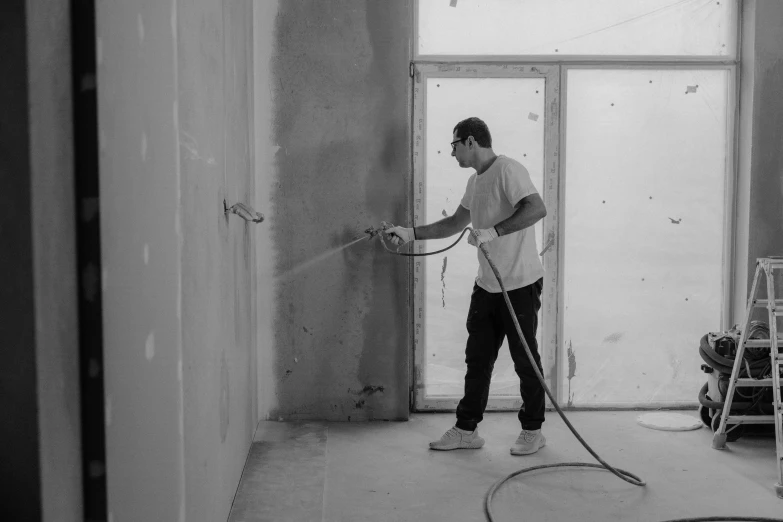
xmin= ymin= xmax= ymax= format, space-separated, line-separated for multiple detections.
xmin=364 ymin=222 xmax=393 ymax=240
xmin=365 ymin=226 xmax=385 ymax=239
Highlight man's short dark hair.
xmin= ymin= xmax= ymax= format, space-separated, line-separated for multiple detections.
xmin=453 ymin=117 xmax=492 ymax=148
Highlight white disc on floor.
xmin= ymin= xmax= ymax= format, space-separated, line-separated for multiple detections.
xmin=636 ymin=412 xmax=703 ymax=431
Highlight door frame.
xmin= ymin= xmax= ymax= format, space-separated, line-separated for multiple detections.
xmin=410 ymin=63 xmax=561 ymax=412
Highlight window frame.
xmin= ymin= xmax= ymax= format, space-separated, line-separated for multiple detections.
xmin=409 ymin=0 xmax=742 ymax=412
xmin=557 ymin=63 xmax=738 ymax=408
xmin=413 ymin=0 xmax=740 ymax=64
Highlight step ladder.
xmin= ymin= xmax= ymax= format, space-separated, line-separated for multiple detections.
xmin=712 ymin=257 xmax=783 ymax=498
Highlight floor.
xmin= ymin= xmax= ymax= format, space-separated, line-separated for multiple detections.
xmin=227 ymin=411 xmax=782 ymax=522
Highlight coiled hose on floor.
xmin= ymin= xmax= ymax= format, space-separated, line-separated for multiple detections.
xmin=376 ymin=226 xmax=783 ymax=522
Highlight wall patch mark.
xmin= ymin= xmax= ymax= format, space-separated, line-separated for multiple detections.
xmin=137 ymin=14 xmax=145 ymax=42
xmin=350 ymin=385 xmax=385 ymax=395
xmin=567 ymin=340 xmax=577 ymax=408
xmin=145 ymin=331 xmax=155 ymax=360
xmin=441 ymin=256 xmax=448 ymax=308
xmin=219 ymin=353 xmax=230 ymax=443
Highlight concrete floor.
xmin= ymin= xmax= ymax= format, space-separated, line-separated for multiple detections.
xmin=227 ymin=411 xmax=783 ymax=522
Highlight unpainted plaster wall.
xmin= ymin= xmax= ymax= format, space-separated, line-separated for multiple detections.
xmin=733 ymin=0 xmax=783 ymax=321
xmin=261 ymin=0 xmax=412 ymax=421
xmin=97 ymin=1 xmax=257 ymax=520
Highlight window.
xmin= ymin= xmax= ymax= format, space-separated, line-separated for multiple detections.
xmin=417 ymin=0 xmax=737 ymax=58
xmin=412 ymin=0 xmax=738 ymax=410
xmin=562 ymin=68 xmax=732 ymax=406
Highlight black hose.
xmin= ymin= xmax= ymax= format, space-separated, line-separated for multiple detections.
xmin=698 ymin=382 xmax=753 ymax=411
xmin=659 ymin=519 xmax=783 ymax=522
xmin=699 ymin=334 xmax=771 ymax=376
xmin=375 ymin=226 xmax=783 ymax=522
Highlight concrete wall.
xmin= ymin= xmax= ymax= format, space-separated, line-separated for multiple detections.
xmin=259 ymin=0 xmax=413 ymax=421
xmin=97 ymin=1 xmax=257 ymax=520
xmin=257 ymin=0 xmax=783 ymax=420
xmin=0 ymin=0 xmax=82 ymax=520
xmin=733 ymin=0 xmax=783 ymax=321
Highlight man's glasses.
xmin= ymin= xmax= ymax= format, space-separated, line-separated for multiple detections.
xmin=450 ymin=138 xmax=466 ymax=152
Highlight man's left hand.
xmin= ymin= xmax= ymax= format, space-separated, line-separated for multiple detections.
xmin=468 ymin=227 xmax=498 ymax=247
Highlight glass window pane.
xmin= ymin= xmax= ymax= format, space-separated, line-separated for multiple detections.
xmin=418 ymin=0 xmax=737 ymax=58
xmin=423 ymin=77 xmax=545 ymax=397
xmin=562 ymin=68 xmax=729 ymax=406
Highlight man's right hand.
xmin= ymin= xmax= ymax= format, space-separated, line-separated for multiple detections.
xmin=384 ymin=226 xmax=415 ymax=246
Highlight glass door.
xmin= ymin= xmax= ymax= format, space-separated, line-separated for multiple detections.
xmin=412 ymin=64 xmax=561 ymax=411
xmin=560 ymin=67 xmax=733 ymax=407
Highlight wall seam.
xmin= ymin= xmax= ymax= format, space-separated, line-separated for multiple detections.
xmin=171 ymin=0 xmax=186 ymax=520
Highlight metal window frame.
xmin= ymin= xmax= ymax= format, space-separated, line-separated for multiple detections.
xmin=412 ymin=0 xmax=740 ymax=64
xmin=409 ymin=0 xmax=742 ymax=412
xmin=557 ymin=63 xmax=737 ymax=409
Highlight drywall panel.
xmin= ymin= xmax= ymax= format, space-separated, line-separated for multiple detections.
xmin=1 ymin=1 xmax=81 ymax=520
xmin=254 ymin=0 xmax=279 ymax=423
xmin=268 ymin=1 xmax=412 ymax=421
xmin=96 ymin=0 xmax=185 ymax=519
xmin=177 ymin=0 xmax=257 ymax=520
xmin=98 ymin=0 xmax=258 ymax=520
xmin=26 ymin=0 xmax=82 ymax=519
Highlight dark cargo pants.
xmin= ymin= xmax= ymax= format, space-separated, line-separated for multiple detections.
xmin=455 ymin=278 xmax=545 ymax=432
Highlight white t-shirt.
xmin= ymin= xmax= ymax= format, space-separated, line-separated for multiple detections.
xmin=460 ymin=155 xmax=544 ymax=293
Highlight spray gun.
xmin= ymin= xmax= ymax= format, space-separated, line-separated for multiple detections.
xmin=362 ymin=222 xmax=489 ymax=259
xmin=364 ymin=221 xmax=394 ymax=240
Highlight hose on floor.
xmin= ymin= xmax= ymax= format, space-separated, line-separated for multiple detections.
xmin=376 ymin=226 xmax=783 ymax=522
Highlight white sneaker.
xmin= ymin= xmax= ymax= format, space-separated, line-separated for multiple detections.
xmin=510 ymin=429 xmax=546 ymax=455
xmin=429 ymin=426 xmax=485 ymax=451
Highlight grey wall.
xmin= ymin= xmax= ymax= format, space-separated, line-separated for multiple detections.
xmin=747 ymin=1 xmax=783 ymax=264
xmin=177 ymin=1 xmax=257 ymax=519
xmin=261 ymin=0 xmax=413 ymax=422
xmin=1 ymin=1 xmax=44 ymax=519
xmin=97 ymin=0 xmax=257 ymax=520
xmin=733 ymin=0 xmax=783 ymax=321
xmin=27 ymin=0 xmax=83 ymax=518
xmin=96 ymin=1 xmax=182 ymax=519
xmin=253 ymin=0 xmax=278 ymax=428
xmin=0 ymin=0 xmax=41 ymax=520
xmin=0 ymin=0 xmax=82 ymax=520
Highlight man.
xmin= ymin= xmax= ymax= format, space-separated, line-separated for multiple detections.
xmin=385 ymin=117 xmax=548 ymax=456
